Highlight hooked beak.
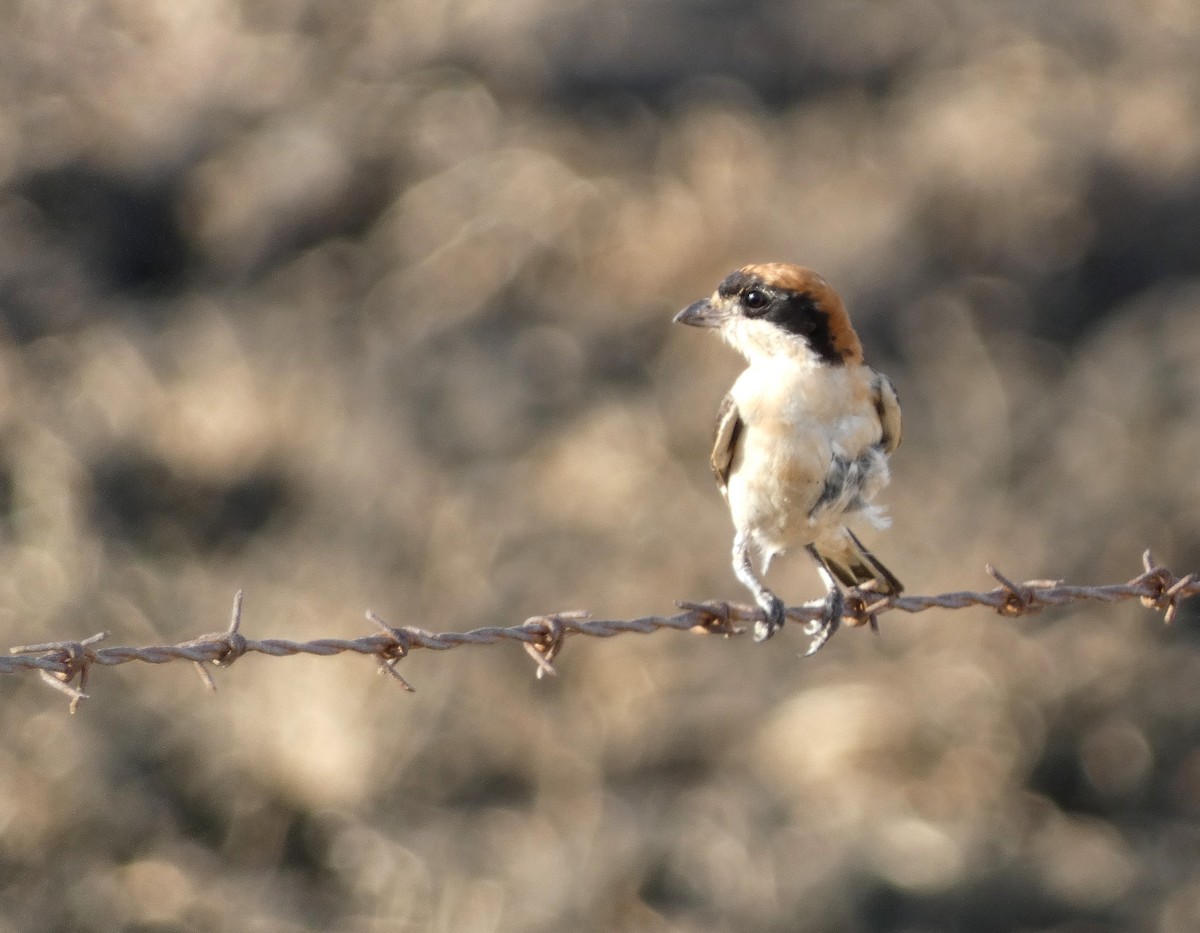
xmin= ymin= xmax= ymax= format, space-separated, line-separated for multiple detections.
xmin=674 ymin=298 xmax=726 ymax=328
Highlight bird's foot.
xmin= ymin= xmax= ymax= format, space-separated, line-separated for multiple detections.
xmin=753 ymin=593 xmax=787 ymax=642
xmin=802 ymin=588 xmax=845 ymax=657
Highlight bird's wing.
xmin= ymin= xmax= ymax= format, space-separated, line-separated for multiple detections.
xmin=815 ymin=527 xmax=903 ymax=595
xmin=871 ymin=372 xmax=902 ymax=454
xmin=710 ymin=392 xmax=743 ymax=494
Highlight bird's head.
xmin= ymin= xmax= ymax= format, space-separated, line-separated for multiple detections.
xmin=674 ymin=263 xmax=863 ymax=366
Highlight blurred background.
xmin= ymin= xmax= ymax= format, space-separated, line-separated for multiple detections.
xmin=1 ymin=0 xmax=1200 ymax=930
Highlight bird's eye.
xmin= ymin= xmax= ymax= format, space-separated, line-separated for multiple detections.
xmin=742 ymin=289 xmax=770 ymax=313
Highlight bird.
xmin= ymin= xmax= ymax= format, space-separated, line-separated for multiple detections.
xmin=674 ymin=263 xmax=903 ymax=654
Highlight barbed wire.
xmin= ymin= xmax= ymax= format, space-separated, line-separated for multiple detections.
xmin=2 ymin=550 xmax=1196 ymax=712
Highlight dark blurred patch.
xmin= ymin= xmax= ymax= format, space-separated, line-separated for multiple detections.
xmin=266 ymin=815 xmax=353 ymax=928
xmin=1029 ymin=736 xmax=1100 ymax=818
xmin=858 ymin=872 xmax=1115 ymax=933
xmin=611 ymin=753 xmax=713 ymax=796
xmin=400 ymin=276 xmax=666 ymax=466
xmin=1067 ymin=166 xmax=1200 ymax=341
xmin=0 ymin=455 xmax=17 ymax=541
xmin=88 ymin=451 xmax=293 ymax=555
xmin=637 ymin=852 xmax=696 ymax=915
xmin=16 ymin=163 xmax=192 ymax=298
xmin=916 ymin=164 xmax=1200 ymax=345
xmin=109 ymin=729 xmax=231 ymax=851
xmin=531 ymin=0 xmax=911 ymax=108
xmin=281 ymin=810 xmax=335 ymax=875
xmin=590 ymin=317 xmax=668 ymax=389
xmin=1176 ymin=597 xmax=1200 ymax=635
xmin=440 ymin=767 xmax=537 ymax=809
xmin=230 ymin=155 xmax=399 ymax=282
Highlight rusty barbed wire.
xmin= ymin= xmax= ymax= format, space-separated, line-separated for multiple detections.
xmin=3 ymin=550 xmax=1197 ymax=712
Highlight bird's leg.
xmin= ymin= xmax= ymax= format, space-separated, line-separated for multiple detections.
xmin=732 ymin=531 xmax=786 ymax=642
xmin=802 ymin=544 xmax=845 ymax=656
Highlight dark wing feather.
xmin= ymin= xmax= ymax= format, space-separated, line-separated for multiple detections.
xmin=710 ymin=393 xmax=743 ymax=493
xmin=871 ymin=373 xmax=902 ymax=454
xmin=816 ymin=528 xmax=904 ymax=595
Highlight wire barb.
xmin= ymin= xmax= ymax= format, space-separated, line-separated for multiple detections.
xmin=1137 ymin=549 xmax=1196 ymax=625
xmin=185 ymin=589 xmax=251 ymax=691
xmin=9 ymin=631 xmax=108 ymax=713
xmin=676 ymin=601 xmax=746 ymax=636
xmin=1 ymin=552 xmax=1197 ymax=709
xmin=986 ymin=565 xmax=1044 ymax=616
xmin=367 ymin=611 xmax=416 ymax=692
xmin=843 ymin=593 xmax=887 ymax=632
xmin=522 ymin=615 xmax=566 ymax=679
xmin=368 ymin=611 xmax=417 ymax=692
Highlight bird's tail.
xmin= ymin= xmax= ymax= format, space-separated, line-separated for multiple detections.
xmin=818 ymin=529 xmax=903 ymax=595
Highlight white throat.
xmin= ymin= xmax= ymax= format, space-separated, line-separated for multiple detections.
xmin=721 ymin=316 xmax=819 ymax=367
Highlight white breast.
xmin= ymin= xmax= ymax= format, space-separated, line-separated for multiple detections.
xmin=725 ymin=358 xmax=886 ymax=556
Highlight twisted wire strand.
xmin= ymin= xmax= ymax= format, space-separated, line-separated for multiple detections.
xmin=3 ymin=551 xmax=1196 ymax=711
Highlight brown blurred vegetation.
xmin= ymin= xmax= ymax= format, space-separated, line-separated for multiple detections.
xmin=2 ymin=1 xmax=1200 ymax=930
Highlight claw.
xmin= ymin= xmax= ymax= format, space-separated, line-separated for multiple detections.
xmin=753 ymin=593 xmax=786 ymax=642
xmin=803 ymin=588 xmax=844 ymax=656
